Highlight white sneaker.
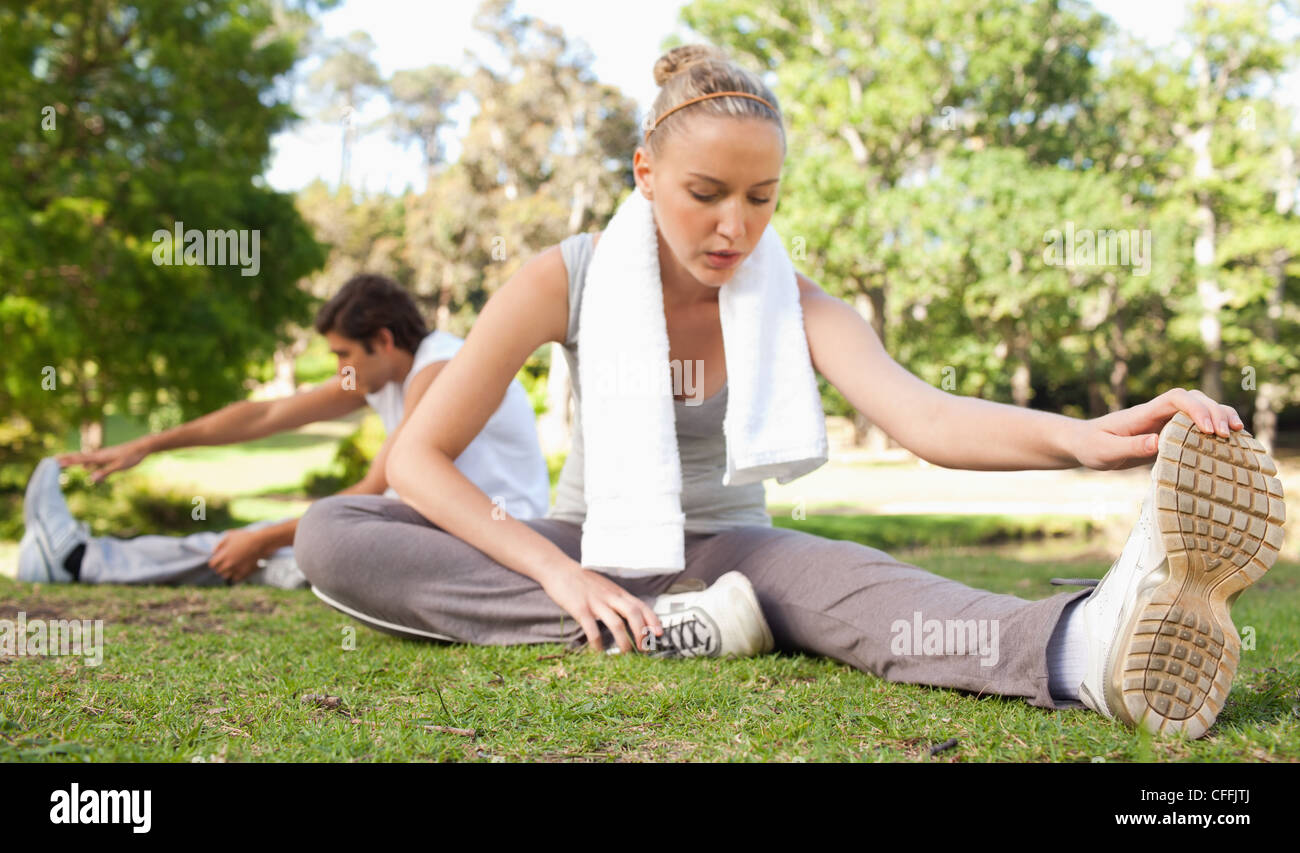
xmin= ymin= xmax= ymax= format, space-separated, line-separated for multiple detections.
xmin=607 ymin=571 xmax=774 ymax=659
xmin=1079 ymin=412 xmax=1286 ymax=739
xmin=246 ymin=554 xmax=310 ymax=590
xmin=20 ymin=457 xmax=86 ymax=582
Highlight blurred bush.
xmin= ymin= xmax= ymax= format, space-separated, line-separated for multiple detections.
xmin=1 ymin=466 xmax=238 ymax=541
xmin=302 ymin=413 xmax=387 ymax=497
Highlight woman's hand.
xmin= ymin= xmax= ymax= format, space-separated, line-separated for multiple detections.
xmin=539 ymin=561 xmax=664 ymax=654
xmin=1073 ymin=388 xmax=1245 ymax=471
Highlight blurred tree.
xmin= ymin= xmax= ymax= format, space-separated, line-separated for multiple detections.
xmin=0 ymin=0 xmax=330 ymax=462
xmin=680 ymin=0 xmax=1108 ymax=446
xmin=398 ymin=0 xmax=639 ymax=452
xmin=308 ymin=29 xmax=382 ymax=189
xmin=1178 ymin=0 xmax=1296 ymax=402
xmin=388 ymin=63 xmax=461 ymax=187
xmin=1074 ymin=0 xmax=1300 ymax=447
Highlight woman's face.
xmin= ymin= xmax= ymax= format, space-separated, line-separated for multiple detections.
xmin=635 ymin=114 xmax=785 ymax=289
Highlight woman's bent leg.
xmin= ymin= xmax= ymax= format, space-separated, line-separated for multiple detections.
xmin=293 ymin=495 xmax=666 ymax=648
xmin=676 ymin=526 xmax=1091 ymax=710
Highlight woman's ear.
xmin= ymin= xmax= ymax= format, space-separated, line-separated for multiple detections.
xmin=633 ymin=146 xmax=654 ymax=200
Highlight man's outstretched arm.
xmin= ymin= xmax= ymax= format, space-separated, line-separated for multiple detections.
xmin=209 ymin=361 xmax=448 ymax=581
xmin=58 ymin=376 xmax=366 ymax=483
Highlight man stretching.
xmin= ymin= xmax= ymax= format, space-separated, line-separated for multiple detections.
xmin=18 ymin=274 xmax=551 ymax=589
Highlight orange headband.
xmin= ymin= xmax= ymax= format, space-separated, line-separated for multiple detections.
xmin=643 ymin=91 xmax=777 ymax=143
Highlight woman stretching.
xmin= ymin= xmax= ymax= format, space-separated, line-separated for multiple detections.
xmin=294 ymin=45 xmax=1285 ymax=740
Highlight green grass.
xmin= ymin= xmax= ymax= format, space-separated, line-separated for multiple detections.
xmin=6 ymin=419 xmax=1295 ymax=761
xmin=2 ymin=531 xmax=1296 ymax=762
xmin=772 ymin=512 xmax=1097 ymax=552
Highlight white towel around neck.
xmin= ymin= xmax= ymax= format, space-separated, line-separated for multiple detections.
xmin=577 ymin=189 xmax=827 ymax=577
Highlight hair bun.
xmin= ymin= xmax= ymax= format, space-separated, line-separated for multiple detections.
xmin=653 ymin=44 xmax=729 ymax=87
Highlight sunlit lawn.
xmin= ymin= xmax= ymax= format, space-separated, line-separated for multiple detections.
xmin=2 ymin=417 xmax=1297 ymax=762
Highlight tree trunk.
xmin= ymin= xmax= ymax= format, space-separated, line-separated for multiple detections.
xmin=1253 ymin=248 xmax=1288 ymax=453
xmin=1107 ymin=279 xmax=1129 ymax=411
xmin=1086 ymin=335 xmax=1105 ymax=418
xmin=78 ymin=376 xmax=103 ymax=451
xmin=567 ymin=178 xmax=593 ymax=235
xmin=436 ymin=264 xmax=454 ymax=330
xmin=339 ymin=99 xmax=355 ymax=190
xmin=1009 ymin=322 xmax=1032 ymax=407
xmin=79 ymin=419 xmax=103 ymax=452
xmin=1254 ymin=145 xmax=1297 ymax=453
xmin=1190 ymin=45 xmax=1223 ymax=400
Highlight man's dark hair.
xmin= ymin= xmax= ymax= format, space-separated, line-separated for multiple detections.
xmin=314 ymin=274 xmax=429 ymax=354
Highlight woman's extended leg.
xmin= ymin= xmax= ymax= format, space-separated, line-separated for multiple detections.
xmin=673 ymin=525 xmax=1091 ymax=710
xmin=293 ymin=494 xmax=677 ymax=648
xmin=295 ymin=495 xmax=1086 ymax=708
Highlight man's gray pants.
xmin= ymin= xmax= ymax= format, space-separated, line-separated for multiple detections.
xmin=80 ymin=519 xmax=303 ymax=588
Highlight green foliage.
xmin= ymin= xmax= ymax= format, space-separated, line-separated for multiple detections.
xmin=302 ymin=414 xmax=386 ymax=497
xmin=518 ymin=350 xmax=551 ymax=417
xmin=680 ymin=0 xmax=1300 ymax=434
xmin=772 ymin=512 xmax=1096 ymax=553
xmin=294 ymin=336 xmax=339 ymax=387
xmin=0 ymin=0 xmax=330 ymax=465
xmin=0 ymin=467 xmax=237 ymax=541
xmin=545 ymin=451 xmax=567 ymax=488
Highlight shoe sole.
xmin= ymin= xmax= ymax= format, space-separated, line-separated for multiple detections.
xmin=1106 ymin=412 xmax=1285 ymax=738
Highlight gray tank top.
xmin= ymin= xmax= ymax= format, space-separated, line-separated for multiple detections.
xmin=546 ymin=232 xmax=771 ymax=533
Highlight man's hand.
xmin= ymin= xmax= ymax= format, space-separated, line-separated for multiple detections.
xmin=1073 ymin=388 xmax=1245 ymax=471
xmin=208 ymin=528 xmax=271 ymax=583
xmin=57 ymin=439 xmax=151 ymax=483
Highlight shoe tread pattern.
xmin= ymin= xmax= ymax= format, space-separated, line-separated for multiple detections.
xmin=1119 ymin=412 xmax=1285 ymax=738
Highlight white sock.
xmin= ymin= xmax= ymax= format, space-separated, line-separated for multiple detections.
xmin=1047 ymin=598 xmax=1088 ymax=701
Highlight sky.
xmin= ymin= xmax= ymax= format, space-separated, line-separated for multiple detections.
xmin=266 ymin=0 xmax=695 ymax=194
xmin=263 ymin=0 xmax=1282 ymax=196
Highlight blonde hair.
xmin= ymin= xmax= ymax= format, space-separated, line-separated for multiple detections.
xmin=643 ymin=45 xmax=785 ymax=157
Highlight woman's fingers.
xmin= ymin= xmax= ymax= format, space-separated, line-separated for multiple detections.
xmin=593 ymin=602 xmax=635 ymax=654
xmin=1187 ymin=389 xmax=1228 ymax=435
xmin=1163 ymin=388 xmax=1240 ymax=438
xmin=612 ymin=595 xmax=653 ymax=653
xmin=577 ymin=612 xmax=604 ymax=652
xmin=634 ymin=599 xmax=663 ymax=650
xmin=607 ymin=586 xmax=664 ymax=654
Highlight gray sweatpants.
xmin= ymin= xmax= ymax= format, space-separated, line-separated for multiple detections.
xmin=79 ymin=519 xmax=299 ymax=587
xmin=294 ymin=495 xmax=1091 ymax=710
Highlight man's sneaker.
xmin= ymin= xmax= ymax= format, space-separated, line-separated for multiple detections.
xmin=246 ymin=553 xmax=310 ymax=590
xmin=19 ymin=458 xmax=86 ymax=583
xmin=1079 ymin=412 xmax=1286 ymax=739
xmin=637 ymin=571 xmax=774 ymax=659
xmin=17 ymin=529 xmax=75 ymax=583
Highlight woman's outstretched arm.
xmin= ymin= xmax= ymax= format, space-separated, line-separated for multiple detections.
xmin=385 ymin=245 xmax=662 ymax=654
xmin=796 ymin=274 xmax=1246 ymax=472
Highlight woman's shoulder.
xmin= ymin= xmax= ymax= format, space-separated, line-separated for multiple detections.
xmin=795 ymin=270 xmax=830 ymax=303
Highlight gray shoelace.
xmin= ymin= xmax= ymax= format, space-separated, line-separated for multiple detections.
xmin=649 ymin=610 xmax=717 ymax=658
